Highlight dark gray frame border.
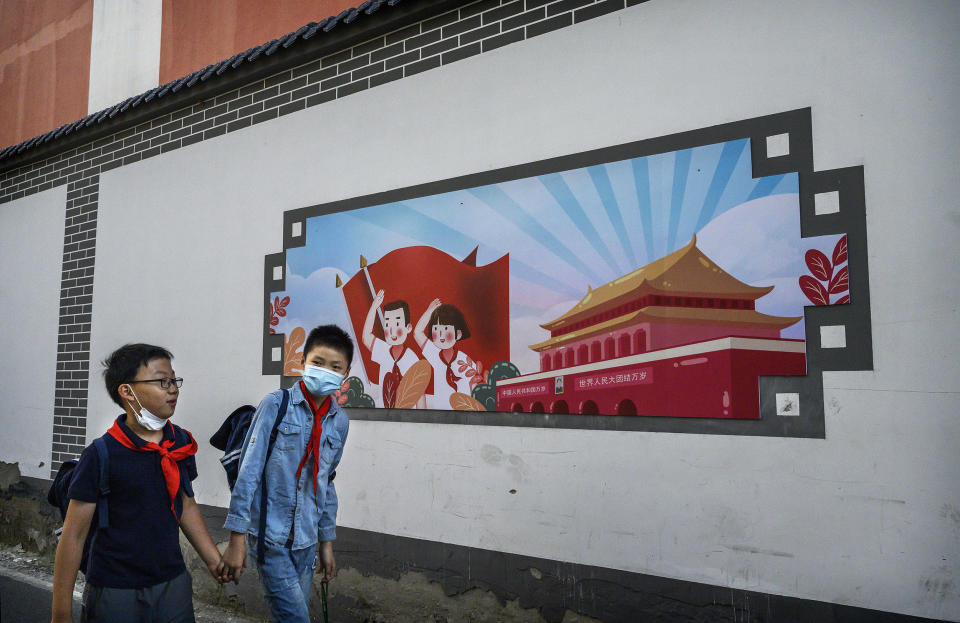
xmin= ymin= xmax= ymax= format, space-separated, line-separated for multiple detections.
xmin=264 ymin=107 xmax=874 ymax=438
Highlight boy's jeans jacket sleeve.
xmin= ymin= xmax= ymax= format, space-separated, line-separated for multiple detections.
xmin=224 ymin=383 xmax=349 ymax=548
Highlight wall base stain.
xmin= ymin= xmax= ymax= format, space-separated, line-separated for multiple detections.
xmin=328 ymin=568 xmax=601 ymax=623
xmin=0 ymin=485 xmax=951 ymax=623
xmin=0 ymin=464 xmax=61 ymax=558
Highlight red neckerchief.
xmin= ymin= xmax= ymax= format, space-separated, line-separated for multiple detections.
xmin=296 ymin=380 xmax=331 ymax=507
xmin=440 ymin=349 xmax=458 ymax=391
xmin=388 ymin=346 xmax=403 ymax=388
xmin=106 ymin=419 xmax=198 ymax=523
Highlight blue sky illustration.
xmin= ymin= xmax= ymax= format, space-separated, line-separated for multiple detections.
xmin=275 ymin=138 xmax=840 ymax=377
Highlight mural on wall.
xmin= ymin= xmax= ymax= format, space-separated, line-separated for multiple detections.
xmin=265 ymin=114 xmax=861 ymax=422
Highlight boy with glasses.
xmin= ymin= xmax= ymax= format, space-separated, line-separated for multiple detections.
xmin=51 ymin=343 xmax=224 ymax=623
xmin=219 ymin=325 xmax=352 ymax=623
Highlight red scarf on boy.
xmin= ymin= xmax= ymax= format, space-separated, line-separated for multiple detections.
xmin=296 ymin=380 xmax=331 ymax=507
xmin=106 ymin=419 xmax=198 ymax=522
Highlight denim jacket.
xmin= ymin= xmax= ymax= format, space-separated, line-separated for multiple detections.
xmin=224 ymin=382 xmax=348 ymax=548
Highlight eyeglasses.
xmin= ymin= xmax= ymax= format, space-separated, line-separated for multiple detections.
xmin=129 ymin=377 xmax=183 ymax=389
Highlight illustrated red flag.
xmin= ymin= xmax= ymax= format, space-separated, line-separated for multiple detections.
xmin=340 ymin=246 xmax=510 ymax=395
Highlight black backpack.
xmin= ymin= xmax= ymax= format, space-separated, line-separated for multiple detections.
xmin=209 ymin=405 xmax=256 ymax=490
xmin=47 ymin=436 xmax=110 ymax=574
xmin=210 ymin=389 xmax=289 ymax=565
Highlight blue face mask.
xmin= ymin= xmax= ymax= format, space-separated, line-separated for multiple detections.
xmin=302 ymin=364 xmax=344 ymax=397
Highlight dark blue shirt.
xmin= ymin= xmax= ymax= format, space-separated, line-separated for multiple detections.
xmin=67 ymin=415 xmax=198 ymax=589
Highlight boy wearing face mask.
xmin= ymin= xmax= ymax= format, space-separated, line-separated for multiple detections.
xmin=51 ymin=343 xmax=225 ymax=623
xmin=219 ymin=325 xmax=352 ymax=623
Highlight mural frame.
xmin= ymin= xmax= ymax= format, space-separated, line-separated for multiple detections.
xmin=262 ymin=108 xmax=872 ymax=438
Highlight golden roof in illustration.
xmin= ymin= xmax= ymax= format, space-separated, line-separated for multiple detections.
xmin=530 ymin=306 xmax=801 ymax=352
xmin=541 ymin=236 xmax=775 ymax=330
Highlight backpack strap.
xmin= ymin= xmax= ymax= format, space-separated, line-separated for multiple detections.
xmin=92 ymin=436 xmax=110 ymax=530
xmin=257 ymin=388 xmax=289 ymax=566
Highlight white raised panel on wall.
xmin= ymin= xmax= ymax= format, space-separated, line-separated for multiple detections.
xmin=0 ymin=187 xmax=67 ymax=478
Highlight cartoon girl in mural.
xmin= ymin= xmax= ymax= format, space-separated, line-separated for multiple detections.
xmin=414 ymin=299 xmax=474 ymax=409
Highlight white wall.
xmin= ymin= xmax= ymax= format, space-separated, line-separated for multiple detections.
xmin=84 ymin=0 xmax=959 ymax=619
xmin=0 ymin=186 xmax=66 ymax=478
xmin=87 ymin=0 xmax=163 ymax=113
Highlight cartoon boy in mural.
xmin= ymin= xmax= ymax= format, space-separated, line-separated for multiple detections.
xmin=362 ymin=290 xmax=421 ymax=408
xmin=415 ymin=298 xmax=475 ymax=409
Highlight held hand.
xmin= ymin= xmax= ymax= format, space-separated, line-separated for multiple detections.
xmin=429 ymin=298 xmax=441 ymax=311
xmin=207 ymin=559 xmax=225 ymax=584
xmin=220 ymin=537 xmax=247 ymax=584
xmin=375 ymin=289 xmax=385 ymax=305
xmin=317 ymin=541 xmax=337 ymax=582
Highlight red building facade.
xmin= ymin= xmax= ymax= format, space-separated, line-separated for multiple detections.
xmin=497 ymin=236 xmax=806 ymax=418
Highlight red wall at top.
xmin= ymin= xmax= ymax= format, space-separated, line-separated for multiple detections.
xmin=0 ymin=0 xmax=93 ymax=150
xmin=160 ymin=0 xmax=359 ymax=85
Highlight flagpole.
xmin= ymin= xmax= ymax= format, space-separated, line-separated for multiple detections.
xmin=335 ymin=272 xmax=372 ymax=387
xmin=360 ymin=255 xmax=385 ymax=328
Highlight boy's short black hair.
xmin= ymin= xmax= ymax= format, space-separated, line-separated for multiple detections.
xmin=383 ymin=300 xmax=410 ymax=325
xmin=304 ymin=325 xmax=354 ymax=368
xmin=102 ymin=343 xmax=173 ymax=407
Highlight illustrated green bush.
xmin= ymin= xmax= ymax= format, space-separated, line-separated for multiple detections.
xmin=471 ymin=361 xmax=520 ymax=411
xmin=341 ymin=376 xmax=375 ymax=409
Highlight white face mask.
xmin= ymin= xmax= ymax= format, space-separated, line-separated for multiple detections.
xmin=126 ymin=386 xmax=168 ymax=431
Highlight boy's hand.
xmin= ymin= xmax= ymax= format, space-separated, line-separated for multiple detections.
xmin=206 ymin=558 xmax=226 ymax=584
xmin=218 ymin=532 xmax=247 ymax=584
xmin=317 ymin=541 xmax=336 ymax=582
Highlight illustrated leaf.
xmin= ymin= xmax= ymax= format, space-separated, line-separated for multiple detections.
xmin=270 ymin=316 xmax=279 ymax=326
xmin=283 ymin=326 xmax=306 ymax=376
xmin=833 ymin=235 xmax=848 ymax=266
xmin=274 ymin=296 xmax=280 ymax=309
xmin=805 ymin=249 xmax=833 ymax=282
xmin=829 ymin=266 xmax=849 ymax=294
xmin=394 ymin=359 xmax=432 ymax=409
xmin=464 ymin=369 xmax=477 ymax=378
xmin=449 ymin=392 xmax=486 ymax=411
xmin=276 ymin=308 xmax=286 ymax=317
xmin=269 ymin=328 xmax=275 ymax=334
xmin=382 ymin=371 xmax=399 ymax=408
xmin=835 ymin=294 xmax=851 ymax=305
xmin=280 ymin=295 xmax=290 ymax=308
xmin=799 ymin=275 xmax=829 ymax=305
